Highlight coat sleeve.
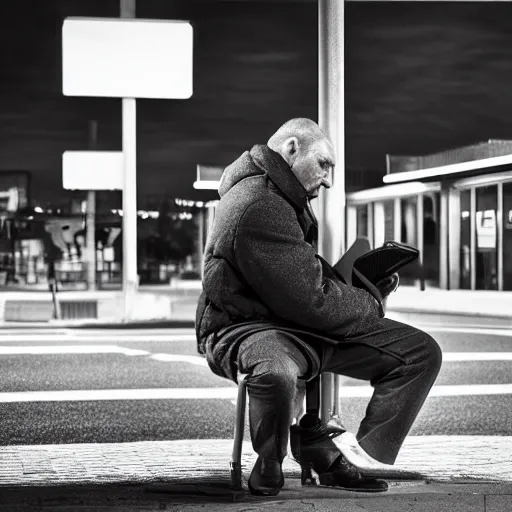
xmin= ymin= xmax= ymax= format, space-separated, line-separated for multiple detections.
xmin=233 ymin=196 xmax=383 ymax=337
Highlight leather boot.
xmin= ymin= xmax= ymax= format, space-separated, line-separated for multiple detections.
xmin=248 ymin=457 xmax=284 ymax=496
xmin=290 ymin=413 xmax=388 ymax=492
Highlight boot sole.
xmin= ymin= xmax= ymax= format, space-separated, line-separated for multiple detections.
xmin=247 ymin=480 xmax=283 ymax=496
xmin=316 ymin=482 xmax=389 ymax=493
xmin=318 ymin=473 xmax=388 ymax=493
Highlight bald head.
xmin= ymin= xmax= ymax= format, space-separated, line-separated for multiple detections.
xmin=267 ymin=118 xmax=335 ymax=199
xmin=267 ymin=118 xmax=328 ymax=154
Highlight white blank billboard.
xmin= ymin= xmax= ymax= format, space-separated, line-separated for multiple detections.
xmin=62 ymin=151 xmax=124 ymax=190
xmin=62 ymin=17 xmax=193 ymax=99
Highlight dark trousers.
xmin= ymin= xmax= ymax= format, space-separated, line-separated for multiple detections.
xmin=234 ymin=317 xmax=443 ymax=465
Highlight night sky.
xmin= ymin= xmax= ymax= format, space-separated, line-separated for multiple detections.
xmin=1 ymin=1 xmax=512 ymax=207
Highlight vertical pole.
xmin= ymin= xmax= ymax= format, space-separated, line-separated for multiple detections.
xmin=470 ymin=187 xmax=476 ymax=290
xmin=449 ymin=188 xmax=461 ymax=289
xmin=367 ymin=202 xmax=374 ymax=249
xmin=121 ymin=0 xmax=135 ymax=18
xmin=416 ymin=194 xmax=425 ymax=290
xmin=318 ymin=0 xmax=345 ymax=423
xmin=497 ymin=182 xmax=503 ymax=291
xmin=439 ymin=185 xmax=449 ymax=289
xmin=373 ymin=201 xmax=385 ymax=247
xmin=86 ymin=120 xmax=97 ymax=291
xmin=318 ymin=0 xmax=345 ymax=262
xmin=346 ymin=205 xmax=357 ymax=248
xmin=197 ymin=208 xmax=205 ymax=278
xmin=393 ymin=198 xmax=401 ymax=242
xmin=121 ymin=0 xmax=137 ymax=320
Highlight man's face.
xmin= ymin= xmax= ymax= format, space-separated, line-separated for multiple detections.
xmin=291 ymin=139 xmax=335 ymax=199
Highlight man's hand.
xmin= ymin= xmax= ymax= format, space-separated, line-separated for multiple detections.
xmin=376 ymin=273 xmax=399 ymax=300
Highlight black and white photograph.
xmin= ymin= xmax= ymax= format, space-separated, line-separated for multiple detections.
xmin=0 ymin=1 xmax=511 ymax=510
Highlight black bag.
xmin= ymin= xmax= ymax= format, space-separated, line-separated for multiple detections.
xmin=352 ymin=241 xmax=419 ymax=288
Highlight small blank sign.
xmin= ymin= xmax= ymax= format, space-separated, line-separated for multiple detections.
xmin=63 ymin=151 xmax=124 ymax=190
xmin=193 ymin=165 xmax=223 ymax=190
xmin=62 ymin=17 xmax=193 ymax=99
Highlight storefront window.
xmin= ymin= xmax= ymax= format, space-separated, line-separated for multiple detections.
xmin=503 ymin=182 xmax=512 ymax=291
xmin=423 ymin=193 xmax=440 ymax=287
xmin=400 ymin=197 xmax=418 ymax=285
xmin=459 ymin=190 xmax=471 ymax=289
xmin=475 ymin=185 xmax=498 ymax=290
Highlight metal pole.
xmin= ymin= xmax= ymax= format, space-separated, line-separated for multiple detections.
xmin=86 ymin=120 xmax=98 ymax=291
xmin=497 ymin=182 xmax=504 ymax=291
xmin=121 ymin=0 xmax=135 ymax=18
xmin=197 ymin=208 xmax=205 ymax=278
xmin=318 ymin=0 xmax=345 ymax=423
xmin=470 ymin=187 xmax=476 ymax=290
xmin=417 ymin=194 xmax=425 ymax=291
xmin=121 ymin=0 xmax=137 ymax=320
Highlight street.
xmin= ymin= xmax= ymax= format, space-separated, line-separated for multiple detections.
xmin=1 ymin=316 xmax=512 ymax=446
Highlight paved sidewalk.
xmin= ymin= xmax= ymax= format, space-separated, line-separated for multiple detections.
xmin=386 ymin=286 xmax=512 ymax=323
xmin=1 ymin=284 xmax=512 ymax=327
xmin=2 ymin=436 xmax=511 ymax=486
xmin=0 ymin=437 xmax=511 ymax=511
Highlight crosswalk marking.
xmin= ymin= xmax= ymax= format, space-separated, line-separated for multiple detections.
xmin=0 ymin=345 xmax=149 ymax=356
xmin=2 ymin=383 xmax=512 ymax=403
xmin=0 ymin=334 xmax=197 ymax=343
xmin=337 ymin=383 xmax=512 ymax=397
xmin=149 ymin=353 xmax=208 ymax=365
xmin=442 ymin=352 xmax=512 ymax=361
xmin=3 ymin=345 xmax=512 ymax=363
xmin=0 ymin=324 xmax=510 ymax=344
xmin=0 ymin=388 xmax=237 ymax=403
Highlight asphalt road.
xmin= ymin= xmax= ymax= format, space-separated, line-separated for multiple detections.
xmin=0 ymin=316 xmax=511 ymax=446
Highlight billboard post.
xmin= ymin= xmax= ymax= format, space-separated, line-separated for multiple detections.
xmin=62 ymin=4 xmax=193 ymax=320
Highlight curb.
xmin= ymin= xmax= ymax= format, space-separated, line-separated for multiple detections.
xmin=0 ymin=481 xmax=511 ymax=512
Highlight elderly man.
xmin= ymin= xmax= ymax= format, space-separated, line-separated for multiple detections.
xmin=196 ymin=118 xmax=442 ymax=496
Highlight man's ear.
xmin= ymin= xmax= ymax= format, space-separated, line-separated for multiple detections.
xmin=281 ymin=137 xmax=299 ymax=166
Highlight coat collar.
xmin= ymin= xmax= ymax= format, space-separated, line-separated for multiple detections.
xmin=249 ymin=144 xmax=309 ymax=210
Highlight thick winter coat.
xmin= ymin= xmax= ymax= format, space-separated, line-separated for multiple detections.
xmin=195 ymin=144 xmax=383 ymax=381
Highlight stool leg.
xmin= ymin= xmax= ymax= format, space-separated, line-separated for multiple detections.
xmin=305 ymin=376 xmax=320 ymax=415
xmin=231 ymin=374 xmax=248 ymax=490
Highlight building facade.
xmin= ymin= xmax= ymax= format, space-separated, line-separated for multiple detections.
xmin=346 ymin=141 xmax=512 ymax=291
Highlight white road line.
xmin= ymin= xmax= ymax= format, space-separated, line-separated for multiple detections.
xmin=442 ymin=352 xmax=512 ymax=361
xmin=0 ymin=335 xmax=197 ymax=343
xmin=4 ymin=344 xmax=512 ymax=364
xmin=417 ymin=327 xmax=512 ymax=337
xmin=149 ymin=354 xmax=208 ymax=366
xmin=337 ymin=384 xmax=512 ymax=398
xmin=3 ymin=383 xmax=512 ymax=403
xmin=4 ymin=341 xmax=512 ymax=365
xmin=423 ymin=324 xmax=512 ymax=330
xmin=0 ymin=345 xmax=208 ymax=365
xmin=0 ymin=327 xmax=511 ymax=342
xmin=0 ymin=329 xmax=195 ymax=335
xmin=0 ymin=388 xmax=237 ymax=403
xmin=0 ymin=345 xmax=149 ymax=356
